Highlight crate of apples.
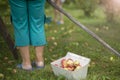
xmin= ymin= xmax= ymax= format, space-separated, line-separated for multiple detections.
xmin=60 ymin=58 xmax=81 ymax=71
xmin=51 ymin=52 xmax=91 ymax=80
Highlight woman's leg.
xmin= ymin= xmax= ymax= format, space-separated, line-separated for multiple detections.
xmin=18 ymin=46 xmax=32 ymax=69
xmin=28 ymin=0 xmax=46 ymax=66
xmin=9 ymin=0 xmax=30 ymax=46
xmin=9 ymin=0 xmax=32 ymax=69
xmin=28 ymin=0 xmax=46 ymax=46
xmin=54 ymin=0 xmax=64 ymax=24
xmin=34 ymin=46 xmax=44 ymax=66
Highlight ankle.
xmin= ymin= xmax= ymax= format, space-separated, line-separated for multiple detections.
xmin=36 ymin=56 xmax=44 ymax=63
xmin=35 ymin=61 xmax=44 ymax=67
xmin=22 ymin=64 xmax=32 ymax=70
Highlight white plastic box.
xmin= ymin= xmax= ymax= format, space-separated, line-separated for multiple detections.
xmin=51 ymin=52 xmax=91 ymax=80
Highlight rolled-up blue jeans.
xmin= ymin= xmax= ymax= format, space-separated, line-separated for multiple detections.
xmin=9 ymin=0 xmax=47 ymax=46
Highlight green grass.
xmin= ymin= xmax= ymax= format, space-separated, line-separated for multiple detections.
xmin=0 ymin=5 xmax=120 ymax=80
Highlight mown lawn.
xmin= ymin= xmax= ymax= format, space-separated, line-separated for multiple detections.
xmin=0 ymin=4 xmax=120 ymax=80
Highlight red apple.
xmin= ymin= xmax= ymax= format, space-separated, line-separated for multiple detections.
xmin=67 ymin=66 xmax=75 ymax=71
xmin=61 ymin=59 xmax=67 ymax=68
xmin=60 ymin=58 xmax=81 ymax=71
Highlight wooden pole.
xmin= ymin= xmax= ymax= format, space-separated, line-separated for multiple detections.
xmin=47 ymin=0 xmax=120 ymax=57
xmin=0 ymin=17 xmax=18 ymax=59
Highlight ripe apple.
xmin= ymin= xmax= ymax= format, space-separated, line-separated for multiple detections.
xmin=60 ymin=58 xmax=81 ymax=71
xmin=74 ymin=60 xmax=80 ymax=66
xmin=74 ymin=65 xmax=81 ymax=71
xmin=67 ymin=66 xmax=74 ymax=71
xmin=63 ymin=67 xmax=68 ymax=70
xmin=66 ymin=58 xmax=74 ymax=67
xmin=61 ymin=59 xmax=67 ymax=68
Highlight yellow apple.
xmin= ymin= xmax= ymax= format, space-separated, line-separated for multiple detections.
xmin=63 ymin=67 xmax=68 ymax=70
xmin=74 ymin=60 xmax=80 ymax=66
xmin=66 ymin=58 xmax=74 ymax=67
xmin=74 ymin=65 xmax=81 ymax=71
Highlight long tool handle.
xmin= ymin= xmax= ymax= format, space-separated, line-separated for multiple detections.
xmin=47 ymin=0 xmax=120 ymax=57
xmin=0 ymin=17 xmax=18 ymax=59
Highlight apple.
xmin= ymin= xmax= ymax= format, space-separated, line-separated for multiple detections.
xmin=63 ymin=67 xmax=68 ymax=70
xmin=61 ymin=59 xmax=67 ymax=68
xmin=67 ymin=66 xmax=74 ymax=71
xmin=74 ymin=60 xmax=80 ymax=66
xmin=66 ymin=58 xmax=74 ymax=67
xmin=74 ymin=65 xmax=81 ymax=71
xmin=60 ymin=58 xmax=81 ymax=71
